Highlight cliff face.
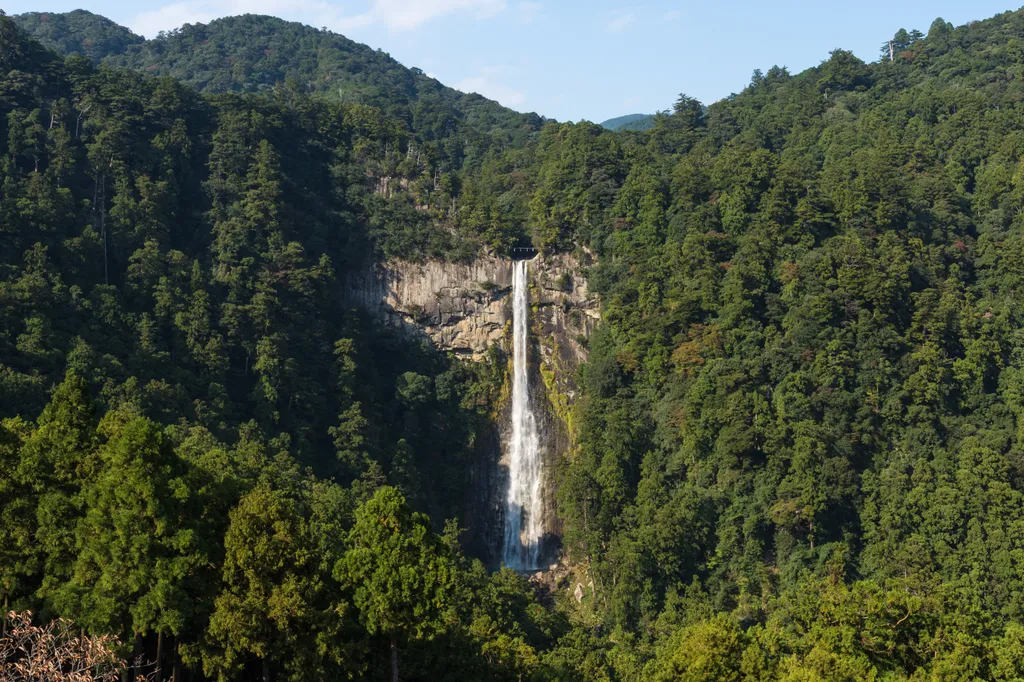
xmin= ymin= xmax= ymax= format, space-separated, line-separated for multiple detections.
xmin=345 ymin=252 xmax=598 ymax=566
xmin=527 ymin=253 xmax=599 ymax=412
xmin=344 ymin=253 xmax=598 ymax=362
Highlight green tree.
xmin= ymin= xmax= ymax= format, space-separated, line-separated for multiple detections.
xmin=337 ymin=486 xmax=456 ymax=682
xmin=203 ymin=481 xmax=340 ymax=682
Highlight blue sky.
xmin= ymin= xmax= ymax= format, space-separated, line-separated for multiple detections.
xmin=8 ymin=0 xmax=1022 ymax=122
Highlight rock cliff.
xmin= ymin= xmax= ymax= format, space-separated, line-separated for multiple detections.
xmin=344 ymin=252 xmax=598 ymax=363
xmin=344 ymin=252 xmax=599 ymax=566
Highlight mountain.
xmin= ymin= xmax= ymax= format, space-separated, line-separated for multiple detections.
xmin=9 ymin=9 xmax=143 ymax=63
xmin=11 ymin=12 xmax=544 ymax=157
xmin=10 ymin=5 xmax=1024 ymax=681
xmin=599 ymin=112 xmax=654 ymax=131
xmin=0 ymin=16 xmax=530 ymax=679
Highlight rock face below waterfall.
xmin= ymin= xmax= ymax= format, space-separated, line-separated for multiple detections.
xmin=344 ymin=252 xmax=598 ymax=566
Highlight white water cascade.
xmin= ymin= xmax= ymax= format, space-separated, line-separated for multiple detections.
xmin=502 ymin=258 xmax=544 ymax=570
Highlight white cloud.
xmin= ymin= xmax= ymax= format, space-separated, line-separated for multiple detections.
xmin=129 ymin=0 xmax=353 ymax=36
xmin=341 ymin=0 xmax=507 ymax=32
xmin=606 ymin=11 xmax=634 ymax=33
xmin=663 ymin=10 xmax=681 ymax=21
xmin=130 ymin=0 xmax=508 ymax=37
xmin=334 ymin=12 xmax=376 ymax=32
xmin=518 ymin=1 xmax=541 ymax=24
xmin=453 ymin=69 xmax=526 ymax=108
xmin=131 ymin=2 xmax=216 ymax=36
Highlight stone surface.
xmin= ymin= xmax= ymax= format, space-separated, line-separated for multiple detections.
xmin=344 ymin=251 xmax=599 ymax=566
xmin=528 ymin=252 xmax=600 ymax=404
xmin=344 ymin=252 xmax=597 ymax=362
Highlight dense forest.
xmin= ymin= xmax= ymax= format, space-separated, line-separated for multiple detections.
xmin=9 ymin=5 xmax=1024 ymax=681
xmin=14 ymin=10 xmax=545 ymax=173
xmin=10 ymin=9 xmax=143 ymax=63
xmin=599 ymin=114 xmax=654 ymax=132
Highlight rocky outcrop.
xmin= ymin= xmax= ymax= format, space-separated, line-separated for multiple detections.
xmin=344 ymin=251 xmax=599 ymax=566
xmin=527 ymin=252 xmax=599 ymax=406
xmin=344 ymin=252 xmax=598 ymax=365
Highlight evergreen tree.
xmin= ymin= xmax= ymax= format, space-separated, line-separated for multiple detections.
xmin=337 ymin=486 xmax=456 ymax=682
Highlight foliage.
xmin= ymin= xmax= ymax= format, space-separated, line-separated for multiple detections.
xmin=599 ymin=114 xmax=654 ymax=132
xmin=11 ymin=10 xmax=142 ymax=64
xmin=1 ymin=610 xmax=154 ymax=682
xmin=10 ymin=5 xmax=1024 ymax=681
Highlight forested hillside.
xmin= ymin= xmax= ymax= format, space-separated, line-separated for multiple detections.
xmin=9 ymin=5 xmax=1024 ymax=681
xmin=599 ymin=113 xmax=654 ymax=132
xmin=12 ymin=12 xmax=545 ymax=174
xmin=0 ymin=12 xmax=550 ymax=681
xmin=11 ymin=9 xmax=143 ymax=63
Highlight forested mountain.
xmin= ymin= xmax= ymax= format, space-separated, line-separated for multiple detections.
xmin=10 ymin=9 xmax=143 ymax=63
xmin=599 ymin=113 xmax=654 ymax=131
xmin=9 ymin=4 xmax=1024 ymax=681
xmin=0 ymin=12 xmax=538 ymax=680
xmin=12 ymin=12 xmax=544 ymax=164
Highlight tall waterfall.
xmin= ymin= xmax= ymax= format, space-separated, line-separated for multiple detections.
xmin=502 ymin=258 xmax=544 ymax=570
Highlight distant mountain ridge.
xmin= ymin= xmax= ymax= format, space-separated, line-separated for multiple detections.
xmin=599 ymin=113 xmax=654 ymax=131
xmin=12 ymin=9 xmax=143 ymax=63
xmin=11 ymin=11 xmax=543 ymax=147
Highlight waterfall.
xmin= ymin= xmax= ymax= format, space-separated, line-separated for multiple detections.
xmin=502 ymin=258 xmax=544 ymax=570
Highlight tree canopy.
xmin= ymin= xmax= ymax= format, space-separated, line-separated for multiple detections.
xmin=8 ymin=6 xmax=1024 ymax=681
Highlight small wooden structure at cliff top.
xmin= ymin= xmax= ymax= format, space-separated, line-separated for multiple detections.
xmin=511 ymin=246 xmax=539 ymax=260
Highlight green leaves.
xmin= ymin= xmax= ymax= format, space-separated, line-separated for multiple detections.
xmin=13 ymin=6 xmax=1024 ymax=682
xmin=51 ymin=413 xmax=188 ymax=635
xmin=337 ymin=486 xmax=455 ymax=640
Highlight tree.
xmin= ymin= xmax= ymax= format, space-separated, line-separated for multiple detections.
xmin=47 ymin=411 xmax=204 ymax=674
xmin=651 ymin=615 xmax=745 ymax=682
xmin=0 ymin=418 xmax=33 ymax=618
xmin=203 ymin=482 xmax=339 ymax=682
xmin=928 ymin=17 xmax=953 ymax=40
xmin=0 ymin=611 xmax=135 ymax=682
xmin=671 ymin=93 xmax=705 ymax=129
xmin=18 ymin=372 xmax=99 ymax=606
xmin=337 ymin=486 xmax=456 ymax=682
xmin=817 ymin=49 xmax=871 ymax=93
